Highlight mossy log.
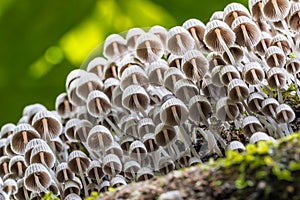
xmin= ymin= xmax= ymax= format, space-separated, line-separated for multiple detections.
xmin=96 ymin=132 xmax=300 ymax=200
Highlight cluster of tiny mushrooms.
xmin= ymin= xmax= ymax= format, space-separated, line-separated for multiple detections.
xmin=0 ymin=0 xmax=300 ymax=199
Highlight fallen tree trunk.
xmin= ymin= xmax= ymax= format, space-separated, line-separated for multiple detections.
xmin=97 ymin=131 xmax=300 ymax=200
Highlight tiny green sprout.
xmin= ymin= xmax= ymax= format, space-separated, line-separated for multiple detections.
xmin=41 ymin=192 xmax=60 ymax=200
xmin=233 ymin=127 xmax=239 ymax=131
xmin=272 ymin=165 xmax=292 ymax=181
xmin=289 ymin=161 xmax=300 ymax=171
xmin=256 ymin=141 xmax=269 ymax=155
xmin=235 ymin=174 xmax=247 ymax=189
xmin=213 ymin=180 xmax=222 ymax=186
xmin=264 ymin=156 xmax=274 ymax=167
xmin=108 ymin=187 xmax=117 ymax=193
xmin=246 ymin=144 xmax=257 ymax=155
xmin=255 ymin=170 xmax=267 ymax=179
xmin=289 ymin=52 xmax=296 ymax=58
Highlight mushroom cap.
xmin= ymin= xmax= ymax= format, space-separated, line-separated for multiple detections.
xmin=105 ymin=141 xmax=123 ymax=159
xmin=275 ymin=104 xmax=295 ymax=123
xmin=111 ymin=175 xmax=127 ymax=188
xmin=129 ymin=140 xmax=148 ymax=161
xmin=271 ymin=34 xmax=291 ymax=54
xmin=11 ymin=123 xmax=40 ymax=155
xmin=0 ymin=123 xmax=15 ymax=139
xmin=30 ymin=144 xmax=56 ymax=168
xmin=64 ymin=118 xmax=80 ymax=141
xmin=87 ymin=57 xmax=107 ymax=78
xmin=63 ymin=181 xmax=81 ymax=197
xmin=262 ymin=0 xmax=290 ymax=22
xmin=158 ymin=157 xmax=175 ymax=174
xmin=249 ymin=132 xmax=270 ymax=144
xmin=142 ymin=133 xmax=159 ymax=152
xmin=102 ymin=154 xmax=122 ymax=176
xmin=204 ymin=20 xmax=236 ymax=52
xmin=223 ymin=2 xmax=251 ymax=26
xmin=266 ymin=67 xmax=286 ymax=89
xmin=222 ymin=45 xmax=244 ymax=64
xmin=155 ymin=123 xmax=177 ymax=146
xmin=181 ymin=50 xmax=208 ymax=79
xmin=289 ymin=2 xmax=300 ymax=31
xmin=103 ymin=33 xmax=128 ymax=59
xmin=286 ymin=58 xmax=300 ymax=74
xmin=247 ymin=92 xmax=267 ymax=113
xmin=120 ymin=65 xmax=149 ymax=90
xmin=227 ymin=79 xmax=250 ymax=102
xmin=3 ymin=178 xmax=17 ymax=194
xmin=24 ymin=163 xmax=51 ymax=192
xmin=76 ymin=72 xmax=103 ymax=100
xmin=32 ymin=110 xmax=62 ymax=139
xmin=55 ymin=93 xmax=74 ymax=118
xmin=87 ymin=90 xmax=112 ymax=117
xmin=24 ymin=138 xmax=48 ymax=166
xmin=249 ymin=0 xmax=265 ymax=20
xmin=160 ymin=97 xmax=189 ymax=126
xmin=167 ymin=54 xmax=182 ymax=68
xmin=87 ymin=160 xmax=104 ymax=180
xmin=135 ymin=33 xmax=164 ymax=63
xmin=147 ymin=60 xmax=169 ymax=85
xmin=87 ymin=125 xmax=113 ymax=151
xmin=136 ymin=167 xmax=154 ymax=181
xmin=167 ymin=26 xmax=195 ymax=55
xmin=255 ymin=32 xmax=272 ymax=55
xmin=210 ymin=11 xmax=224 ymax=21
xmin=174 ymin=79 xmax=199 ymax=104
xmin=138 ymin=118 xmax=155 ymax=137
xmin=56 ymin=162 xmax=74 ymax=183
xmin=216 ymin=97 xmax=239 ymax=121
xmin=126 ymin=27 xmax=145 ymax=49
xmin=122 ymin=84 xmax=150 ymax=111
xmin=163 ymin=67 xmax=186 ymax=92
xmin=74 ymin=119 xmax=93 ymax=142
xmin=231 ymin=16 xmax=261 ymax=47
xmin=220 ymin=65 xmax=241 ymax=86
xmin=124 ymin=160 xmax=140 ymax=179
xmin=188 ymin=95 xmax=212 ymax=123
xmin=65 ymin=69 xmax=87 ymax=90
xmin=148 ymin=25 xmax=168 ymax=48
xmin=182 ymin=18 xmax=206 ymax=49
xmin=242 ymin=116 xmax=263 ymax=137
xmin=68 ymin=150 xmax=90 ymax=174
xmin=227 ymin=140 xmax=246 ymax=152
xmin=8 ymin=155 xmax=26 ymax=178
xmin=243 ymin=62 xmax=265 ymax=85
xmin=261 ymin=98 xmax=279 ymax=117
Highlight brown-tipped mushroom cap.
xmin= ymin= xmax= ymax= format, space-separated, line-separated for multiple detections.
xmin=32 ymin=110 xmax=62 ymax=140
xmin=135 ymin=33 xmax=164 ymax=63
xmin=167 ymin=26 xmax=195 ymax=55
xmin=86 ymin=90 xmax=112 ymax=117
xmin=103 ymin=34 xmax=128 ymax=59
xmin=87 ymin=57 xmax=107 ymax=80
xmin=11 ymin=123 xmax=40 ymax=155
xmin=223 ymin=2 xmax=251 ymax=26
xmin=24 ymin=163 xmax=51 ymax=193
xmin=262 ymin=0 xmax=290 ymax=22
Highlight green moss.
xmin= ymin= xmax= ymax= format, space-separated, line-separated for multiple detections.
xmin=41 ymin=192 xmax=60 ymax=200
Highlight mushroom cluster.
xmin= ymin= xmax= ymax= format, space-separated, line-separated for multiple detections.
xmin=0 ymin=0 xmax=300 ymax=199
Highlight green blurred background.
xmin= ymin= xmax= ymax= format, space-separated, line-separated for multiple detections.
xmin=0 ymin=0 xmax=247 ymax=126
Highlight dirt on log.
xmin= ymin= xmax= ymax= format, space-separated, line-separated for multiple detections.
xmin=97 ymin=132 xmax=300 ymax=200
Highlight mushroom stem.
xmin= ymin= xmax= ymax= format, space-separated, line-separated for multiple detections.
xmin=22 ymin=131 xmax=28 ymax=145
xmin=3 ymin=162 xmax=8 ymax=175
xmin=40 ymin=152 xmax=46 ymax=167
xmin=175 ymin=59 xmax=181 ymax=69
xmin=112 ymin=42 xmax=120 ymax=58
xmin=133 ymin=94 xmax=147 ymax=117
xmin=23 ymin=186 xmax=30 ymax=200
xmin=93 ymin=167 xmax=101 ymax=186
xmin=64 ymin=99 xmax=71 ymax=115
xmin=111 ymin=65 xmax=118 ymax=78
xmin=156 ymin=68 xmax=163 ymax=83
xmin=274 ymin=74 xmax=283 ymax=103
xmin=63 ymin=169 xmax=69 ymax=181
xmin=145 ymin=41 xmax=157 ymax=61
xmin=17 ymin=161 xmax=23 ymax=177
xmin=75 ymin=157 xmax=88 ymax=197
xmin=34 ymin=173 xmax=48 ymax=193
xmin=215 ymin=28 xmax=236 ymax=65
xmin=97 ymin=134 xmax=106 ymax=158
xmin=42 ymin=118 xmax=49 ymax=141
xmin=97 ymin=65 xmax=103 ymax=80
xmin=110 ymin=162 xmax=116 ymax=176
xmin=190 ymin=27 xmax=202 ymax=49
xmin=175 ymin=34 xmax=186 ymax=53
xmin=291 ymin=64 xmax=300 ymax=99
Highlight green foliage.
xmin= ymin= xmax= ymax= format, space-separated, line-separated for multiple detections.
xmin=85 ymin=191 xmax=99 ymax=200
xmin=41 ymin=192 xmax=60 ymax=200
